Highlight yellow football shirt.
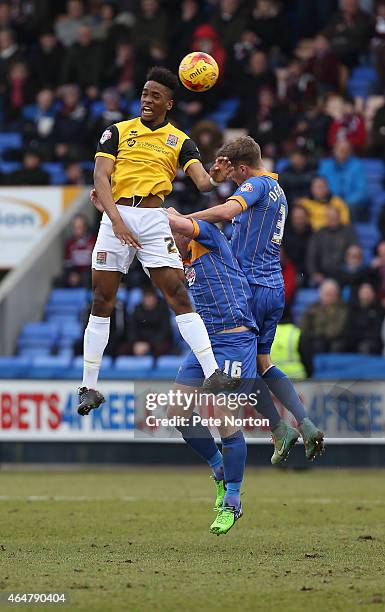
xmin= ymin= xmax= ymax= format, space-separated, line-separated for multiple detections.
xmin=95 ymin=117 xmax=201 ymax=202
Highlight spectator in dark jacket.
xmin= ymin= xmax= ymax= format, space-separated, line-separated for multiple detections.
xmin=211 ymin=0 xmax=247 ymax=51
xmin=369 ymin=101 xmax=385 ymax=157
xmin=247 ymin=87 xmax=290 ymax=158
xmin=249 ymin=0 xmax=289 ymax=53
xmin=87 ymin=88 xmax=124 ymax=151
xmin=22 ymin=88 xmax=56 ymax=156
xmin=230 ymin=50 xmax=277 ymax=126
xmin=5 ymin=150 xmax=49 ymax=185
xmin=338 ymin=244 xmax=378 ymax=303
xmin=60 ymin=24 xmax=105 ymax=98
xmin=280 ymin=149 xmax=315 ymax=205
xmin=169 ymin=0 xmax=204 ymax=70
xmin=283 ymin=205 xmax=313 ymax=286
xmin=29 ymin=29 xmax=66 ymax=90
xmin=52 ymin=84 xmax=89 ymax=161
xmin=307 ymin=205 xmax=357 ymax=285
xmin=134 ymin=0 xmax=167 ymax=54
xmin=0 ymin=29 xmax=24 ymax=85
xmin=131 ymin=286 xmax=173 ymax=357
xmin=323 ymin=0 xmax=374 ymax=68
xmin=343 ymin=283 xmax=384 ymax=354
xmin=377 ymin=202 xmax=385 ymax=239
xmin=105 ymin=41 xmax=135 ymax=98
xmin=371 ymin=240 xmax=385 ymax=305
xmin=299 ymin=278 xmax=348 ymax=376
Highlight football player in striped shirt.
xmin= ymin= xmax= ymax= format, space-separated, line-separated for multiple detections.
xmin=183 ymin=136 xmax=324 ymax=462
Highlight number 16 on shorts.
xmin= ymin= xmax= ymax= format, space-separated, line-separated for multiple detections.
xmin=223 ymin=360 xmax=242 ymax=378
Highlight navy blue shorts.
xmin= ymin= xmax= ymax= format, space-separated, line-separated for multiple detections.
xmin=251 ymin=285 xmax=285 ymax=354
xmin=175 ymin=330 xmax=257 ymax=392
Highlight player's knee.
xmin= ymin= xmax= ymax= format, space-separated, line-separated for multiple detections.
xmin=257 ymin=354 xmax=272 ymax=375
xmin=92 ymin=289 xmax=115 ymax=317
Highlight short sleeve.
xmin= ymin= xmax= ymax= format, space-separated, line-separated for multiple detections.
xmin=95 ymin=125 xmax=119 ymax=161
xmin=179 ymin=138 xmax=201 ymax=173
xmin=229 ymin=178 xmax=265 ymax=211
xmin=191 ymin=220 xmax=222 ymax=250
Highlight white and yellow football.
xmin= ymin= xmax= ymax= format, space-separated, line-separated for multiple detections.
xmin=178 ymin=51 xmax=219 ymax=92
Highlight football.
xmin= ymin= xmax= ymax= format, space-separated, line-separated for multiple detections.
xmin=178 ymin=51 xmax=219 ymax=92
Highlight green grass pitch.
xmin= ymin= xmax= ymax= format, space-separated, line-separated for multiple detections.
xmin=0 ymin=467 xmax=385 ymax=611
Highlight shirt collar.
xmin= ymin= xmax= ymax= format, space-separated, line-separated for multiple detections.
xmin=253 ymin=169 xmax=279 ymax=180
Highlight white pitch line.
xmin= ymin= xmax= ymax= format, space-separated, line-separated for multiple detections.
xmin=0 ymin=495 xmax=139 ymax=502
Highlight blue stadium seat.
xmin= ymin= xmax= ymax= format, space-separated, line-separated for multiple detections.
xmin=28 ymin=354 xmax=72 ymax=379
xmin=361 ymin=159 xmax=385 ymax=180
xmin=114 ymin=356 xmax=153 ymax=373
xmin=19 ymin=322 xmax=60 ymax=341
xmin=46 ymin=314 xmax=79 ymax=325
xmin=348 ymin=67 xmax=378 ymax=98
xmin=275 ymin=159 xmax=289 ymax=173
xmin=90 ymin=100 xmax=105 ymax=115
xmin=48 ymin=288 xmax=88 ymax=305
xmin=0 ymin=356 xmax=30 ymax=378
xmin=18 ymin=347 xmax=51 ymax=357
xmin=60 ymin=321 xmax=83 ymax=339
xmin=0 ymin=161 xmax=21 ymax=174
xmin=56 ymin=321 xmax=83 ymax=349
xmin=153 ymin=355 xmax=182 ymax=378
xmin=130 ymin=99 xmax=141 ymax=116
xmin=45 ymin=304 xmax=84 ymax=318
xmin=291 ymin=288 xmax=319 ymax=325
xmin=354 ymin=222 xmax=380 ymax=261
xmin=0 ymin=132 xmax=22 ymax=152
xmin=126 ymin=288 xmax=143 ymax=312
xmin=314 ymin=353 xmax=385 ymax=379
xmin=18 ymin=338 xmax=55 ymax=350
xmin=42 ymin=162 xmax=66 ymax=185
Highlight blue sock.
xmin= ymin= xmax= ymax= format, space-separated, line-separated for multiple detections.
xmin=221 ymin=430 xmax=247 ymax=508
xmin=176 ymin=412 xmax=223 ymax=479
xmin=252 ymin=376 xmax=281 ymax=430
xmin=263 ymin=365 xmax=306 ymax=424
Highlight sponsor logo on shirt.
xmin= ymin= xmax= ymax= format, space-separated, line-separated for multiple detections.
xmin=96 ymin=251 xmax=107 ymax=264
xmin=127 ymin=139 xmax=136 ymax=147
xmin=240 ymin=182 xmax=253 ymax=192
xmin=184 ymin=266 xmax=196 ymax=287
xmin=100 ymin=129 xmax=112 ymax=144
xmin=165 ymin=134 xmax=179 ymax=148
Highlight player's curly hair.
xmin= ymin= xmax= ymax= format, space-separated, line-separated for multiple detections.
xmin=217 ymin=136 xmax=262 ymax=167
xmin=146 ymin=66 xmax=179 ymax=97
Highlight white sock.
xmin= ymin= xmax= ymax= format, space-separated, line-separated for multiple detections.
xmin=82 ymin=314 xmax=110 ymax=389
xmin=175 ymin=312 xmax=218 ymax=378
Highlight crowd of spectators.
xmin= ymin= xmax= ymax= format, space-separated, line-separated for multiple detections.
xmin=2 ymin=0 xmax=385 ymax=370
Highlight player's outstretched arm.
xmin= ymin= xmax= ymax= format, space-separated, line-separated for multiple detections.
xmin=187 ymin=199 xmax=243 ymax=223
xmin=94 ymin=157 xmax=141 ymax=248
xmin=167 ymin=212 xmax=195 ymax=238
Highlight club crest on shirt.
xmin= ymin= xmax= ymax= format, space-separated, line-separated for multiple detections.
xmin=100 ymin=129 xmax=112 ymax=144
xmin=165 ymin=134 xmax=179 ymax=148
xmin=240 ymin=182 xmax=253 ymax=192
xmin=184 ymin=266 xmax=196 ymax=287
xmin=96 ymin=251 xmax=107 ymax=264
